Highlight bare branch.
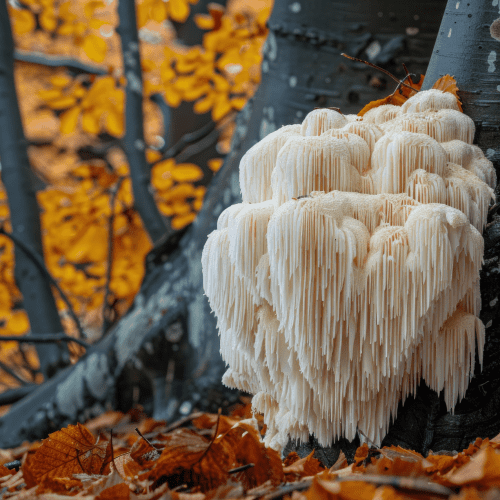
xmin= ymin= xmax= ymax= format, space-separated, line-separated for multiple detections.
xmin=0 ymin=333 xmax=89 ymax=348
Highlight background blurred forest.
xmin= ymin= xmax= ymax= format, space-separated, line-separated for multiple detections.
xmin=0 ymin=0 xmax=271 ymax=404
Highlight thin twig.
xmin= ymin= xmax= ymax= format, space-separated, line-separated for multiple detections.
xmin=357 ymin=428 xmax=379 ymax=449
xmin=228 ymin=463 xmax=255 ymax=474
xmin=75 ymin=450 xmax=85 ymax=473
xmin=173 ymin=127 xmax=222 ymax=164
xmin=393 ymin=72 xmax=418 ymax=96
xmin=108 ymin=428 xmax=127 ymax=480
xmin=336 ymin=474 xmax=454 ymax=496
xmin=0 ymin=333 xmax=89 ymax=348
xmin=0 ymin=227 xmax=86 ymax=339
xmin=160 ymin=118 xmax=217 ymax=159
xmin=192 ymin=408 xmax=222 ymax=467
xmin=102 ymin=177 xmax=125 ymax=335
xmin=4 ymin=461 xmax=21 ymax=472
xmin=14 ymin=49 xmax=107 ymax=75
xmin=171 ymin=111 xmax=236 ymax=164
xmin=17 ymin=342 xmax=39 ymax=378
xmin=0 ymin=359 xmax=31 ymax=386
xmin=135 ymin=427 xmax=159 ymax=450
xmin=262 ymin=479 xmax=312 ymax=500
xmin=159 ymin=411 xmax=204 ymax=435
xmin=341 ymin=53 xmax=420 ymax=94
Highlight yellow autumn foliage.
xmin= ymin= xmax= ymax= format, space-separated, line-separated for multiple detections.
xmin=0 ymin=0 xmax=272 ymax=384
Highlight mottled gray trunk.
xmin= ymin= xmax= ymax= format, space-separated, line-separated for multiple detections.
xmin=380 ymin=0 xmax=500 ymax=457
xmin=0 ymin=2 xmax=69 ymax=379
xmin=117 ymin=0 xmax=168 ymax=244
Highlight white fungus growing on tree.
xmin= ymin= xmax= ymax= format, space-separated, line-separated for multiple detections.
xmin=201 ymin=88 xmax=496 ymax=450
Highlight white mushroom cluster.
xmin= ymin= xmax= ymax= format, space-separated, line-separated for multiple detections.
xmin=202 ymin=89 xmax=496 ymax=450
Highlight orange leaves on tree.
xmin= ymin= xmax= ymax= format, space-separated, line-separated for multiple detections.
xmin=137 ymin=0 xmax=198 ymax=27
xmin=10 ymin=9 xmax=36 ymax=35
xmin=151 ymin=158 xmax=207 ymax=229
xmin=207 ymin=158 xmax=223 ymax=173
xmin=8 ymin=0 xmax=110 ymax=62
xmin=147 ymin=3 xmax=270 ymax=124
xmin=23 ymin=423 xmax=112 ymax=489
xmin=82 ymin=33 xmax=108 ymax=63
xmin=194 ymin=3 xmax=225 ymax=31
xmin=84 ymin=0 xmax=106 ymax=19
xmin=40 ymin=75 xmax=124 ymax=137
xmin=35 ymin=161 xmax=151 ymax=320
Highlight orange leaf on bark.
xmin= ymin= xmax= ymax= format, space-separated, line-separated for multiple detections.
xmin=357 ymin=74 xmax=424 ymax=116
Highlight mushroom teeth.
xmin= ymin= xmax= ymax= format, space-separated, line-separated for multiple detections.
xmin=201 ymin=87 xmax=495 ymax=450
xmin=239 ymin=124 xmax=301 ymax=203
xmin=321 ymin=130 xmax=371 ymax=174
xmin=301 ymin=108 xmax=348 ymax=136
xmin=401 ymin=88 xmax=461 ymax=113
xmin=271 ymin=135 xmax=361 ymax=207
xmin=362 ymin=104 xmax=401 ymax=124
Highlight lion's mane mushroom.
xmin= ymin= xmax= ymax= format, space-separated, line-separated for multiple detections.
xmin=201 ymin=88 xmax=496 ymax=450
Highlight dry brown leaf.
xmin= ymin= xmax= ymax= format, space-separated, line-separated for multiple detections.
xmin=35 ymin=475 xmax=83 ymax=495
xmin=0 ymin=464 xmax=13 ymax=479
xmin=23 ymin=423 xmax=112 ymax=488
xmin=192 ymin=413 xmax=241 ymax=435
xmin=283 ymin=451 xmax=301 ymax=467
xmin=284 ymin=451 xmax=325 ymax=482
xmin=329 ymin=451 xmax=348 ymax=473
xmin=96 ymin=481 xmax=131 ymax=499
xmin=445 ymin=446 xmax=500 ymax=489
xmin=146 ymin=428 xmax=235 ymax=492
xmin=425 ymin=452 xmax=471 ymax=476
xmin=75 ymin=468 xmax=125 ymax=495
xmin=219 ymin=421 xmax=284 ymax=489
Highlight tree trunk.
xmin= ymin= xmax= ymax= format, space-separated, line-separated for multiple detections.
xmin=0 ymin=0 xmax=447 ymax=449
xmin=378 ymin=0 xmax=500 ymax=455
xmin=0 ymin=1 xmax=69 ymax=379
xmin=118 ymin=0 xmax=168 ymax=244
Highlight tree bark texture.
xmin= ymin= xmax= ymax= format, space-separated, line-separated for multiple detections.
xmin=0 ymin=1 xmax=69 ymax=379
xmin=118 ymin=0 xmax=168 ymax=244
xmin=378 ymin=0 xmax=500 ymax=456
xmin=0 ymin=0 xmax=447 ymax=449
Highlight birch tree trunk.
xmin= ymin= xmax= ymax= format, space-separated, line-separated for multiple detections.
xmin=379 ymin=0 xmax=500 ymax=456
xmin=0 ymin=1 xmax=69 ymax=379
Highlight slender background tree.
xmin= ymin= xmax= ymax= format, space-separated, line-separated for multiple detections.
xmin=0 ymin=0 xmax=69 ymax=379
